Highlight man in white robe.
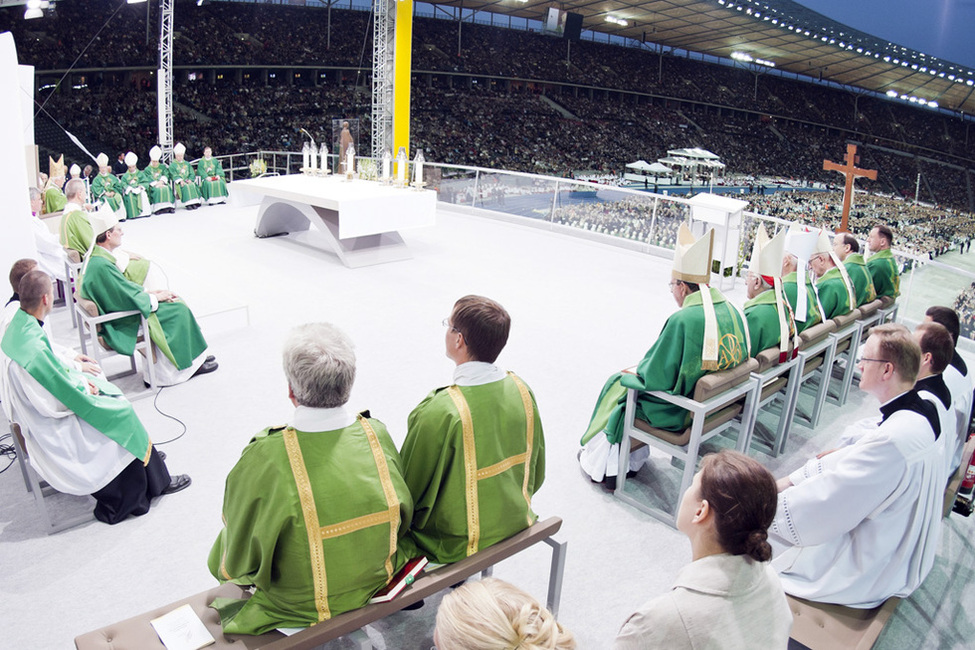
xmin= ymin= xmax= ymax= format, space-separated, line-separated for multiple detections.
xmin=913 ymin=322 xmax=958 ymax=482
xmin=924 ymin=306 xmax=974 ymax=474
xmin=28 ymin=187 xmax=67 ymax=282
xmin=770 ymin=323 xmax=944 ymax=608
xmin=0 ymin=270 xmax=190 ymax=524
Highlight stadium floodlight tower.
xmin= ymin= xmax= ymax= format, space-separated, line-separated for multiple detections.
xmin=372 ymin=0 xmax=413 ymax=161
xmin=157 ymin=0 xmax=174 ymax=163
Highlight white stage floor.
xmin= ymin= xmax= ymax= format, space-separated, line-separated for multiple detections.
xmin=1 ymin=200 xmax=972 ymax=649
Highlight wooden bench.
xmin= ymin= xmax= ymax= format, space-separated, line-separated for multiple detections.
xmin=74 ymin=516 xmax=566 ymax=650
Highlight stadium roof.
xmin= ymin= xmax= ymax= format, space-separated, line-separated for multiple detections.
xmin=424 ymin=0 xmax=975 ymax=116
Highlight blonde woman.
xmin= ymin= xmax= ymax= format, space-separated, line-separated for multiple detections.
xmin=435 ymin=578 xmax=575 ymax=650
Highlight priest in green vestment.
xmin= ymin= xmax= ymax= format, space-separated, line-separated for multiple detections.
xmin=809 ymin=230 xmax=855 ymax=320
xmin=197 ymin=146 xmax=229 ymax=204
xmin=782 ymin=227 xmax=823 ymax=333
xmin=743 ymin=226 xmax=796 ymax=359
xmin=142 ymin=146 xmax=175 ymax=215
xmin=80 ymin=209 xmax=216 ymax=386
xmin=169 ymin=143 xmax=202 ymax=210
xmin=1 ymin=270 xmax=189 ymax=523
xmin=208 ymin=323 xmax=412 ymax=635
xmin=866 ymin=223 xmax=900 ymax=299
xmin=579 ymin=224 xmax=749 ymax=487
xmin=91 ymin=152 xmax=124 ymax=217
xmin=832 ymin=232 xmax=877 ymax=307
xmin=61 ymin=200 xmax=152 ymax=288
xmin=120 ymin=152 xmax=151 ymax=220
xmin=400 ymin=296 xmax=545 ymax=565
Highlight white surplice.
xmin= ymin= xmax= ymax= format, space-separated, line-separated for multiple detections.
xmin=3 ymin=359 xmax=134 ymax=496
xmin=770 ymin=398 xmax=944 ymax=608
xmin=943 ymin=362 xmax=973 ymax=474
xmin=916 ymin=375 xmax=958 ymax=483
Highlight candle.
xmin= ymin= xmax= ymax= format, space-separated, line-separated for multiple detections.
xmin=382 ymin=150 xmax=391 ymax=182
xmin=396 ymin=147 xmax=407 ymax=185
xmin=413 ymin=149 xmax=424 ymax=187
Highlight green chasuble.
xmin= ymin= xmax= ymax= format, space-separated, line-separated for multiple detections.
xmin=140 ymin=163 xmax=175 ymax=206
xmin=843 ymin=254 xmax=877 ymax=307
xmin=744 ymin=290 xmax=792 ymax=358
xmin=120 ymin=170 xmax=148 ymax=219
xmin=581 ymin=288 xmax=748 ymax=446
xmin=197 ymin=157 xmax=229 ymax=201
xmin=43 ymin=186 xmax=67 ymax=214
xmin=91 ymin=172 xmax=123 ymax=211
xmin=80 ymin=246 xmax=207 ymax=369
xmin=866 ymin=249 xmax=900 ymax=298
xmin=59 ymin=208 xmax=93 ymax=258
xmin=1 ymin=309 xmax=151 ymax=462
xmin=400 ymin=373 xmax=545 ymax=565
xmin=782 ymin=272 xmax=822 ymax=333
xmin=168 ymin=160 xmax=202 ymax=204
xmin=208 ymin=416 xmax=412 ymax=635
xmin=815 ymin=267 xmax=853 ymax=320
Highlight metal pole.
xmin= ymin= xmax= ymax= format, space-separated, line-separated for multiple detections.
xmin=915 ymin=172 xmax=921 ymax=204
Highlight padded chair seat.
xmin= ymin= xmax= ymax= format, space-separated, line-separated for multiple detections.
xmin=787 ymin=594 xmax=899 ymax=650
xmin=799 ymin=321 xmax=837 ymax=347
xmin=832 ymin=309 xmax=861 ymax=330
xmin=756 ymin=347 xmax=783 ymax=373
xmin=879 ymin=295 xmax=896 ymax=309
xmin=632 ymin=359 xmax=760 ymax=446
xmin=858 ymin=299 xmax=882 ymax=318
xmin=760 ymin=376 xmax=789 ymax=401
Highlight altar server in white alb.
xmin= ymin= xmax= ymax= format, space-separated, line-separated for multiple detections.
xmin=770 ymin=323 xmax=944 ymax=608
xmin=924 ymin=306 xmax=974 ymax=475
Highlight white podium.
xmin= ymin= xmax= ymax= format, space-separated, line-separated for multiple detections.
xmin=687 ymin=193 xmax=748 ymax=290
xmin=234 ymin=175 xmax=437 ymax=268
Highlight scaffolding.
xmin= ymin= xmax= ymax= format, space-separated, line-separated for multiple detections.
xmin=371 ymin=0 xmax=395 ymax=159
xmin=157 ymin=0 xmax=174 ymax=162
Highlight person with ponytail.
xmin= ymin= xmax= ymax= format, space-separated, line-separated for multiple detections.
xmin=614 ymin=450 xmax=792 ymax=649
xmin=434 ymin=578 xmax=576 ymax=650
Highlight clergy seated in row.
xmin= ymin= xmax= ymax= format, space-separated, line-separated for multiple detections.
xmin=743 ymin=226 xmax=797 ymax=359
xmin=28 ymin=188 xmax=68 ymax=283
xmin=832 ymin=232 xmax=877 ymax=307
xmin=808 ymin=230 xmax=855 ymax=320
xmin=0 ymin=270 xmax=190 ymax=524
xmin=1 ymin=259 xmax=99 ymax=376
xmin=142 ymin=146 xmax=176 ymax=215
xmin=866 ymin=223 xmax=900 ymax=299
xmin=120 ymin=152 xmax=151 ymax=220
xmin=197 ymin=146 xmax=229 ymax=205
xmin=578 ymin=224 xmax=750 ymax=488
xmin=780 ymin=228 xmax=823 ymax=334
xmin=91 ymin=152 xmax=125 ymax=220
xmin=208 ymin=323 xmax=413 ymax=635
xmin=400 ymin=295 xmax=546 ymax=564
xmin=913 ymin=322 xmax=961 ymax=481
xmin=924 ymin=306 xmax=975 ymax=475
xmin=770 ymin=324 xmax=944 ymax=607
xmin=169 ymin=143 xmax=202 ymax=210
xmin=79 ymin=209 xmax=218 ymax=386
xmin=67 ymin=163 xmax=90 ymax=201
xmin=42 ymin=154 xmax=68 ymax=214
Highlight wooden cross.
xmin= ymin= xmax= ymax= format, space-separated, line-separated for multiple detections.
xmin=823 ymin=143 xmax=877 ymax=233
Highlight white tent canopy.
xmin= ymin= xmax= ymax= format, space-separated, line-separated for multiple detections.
xmin=625 ymin=160 xmax=653 ymax=171
xmin=667 ymin=147 xmax=720 ymax=160
xmin=647 ymin=162 xmax=674 ymax=174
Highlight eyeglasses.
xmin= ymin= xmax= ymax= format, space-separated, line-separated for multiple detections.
xmin=857 ymin=357 xmax=891 ymax=366
xmin=442 ymin=318 xmax=460 ymax=334
xmin=668 ymin=280 xmax=680 ymax=289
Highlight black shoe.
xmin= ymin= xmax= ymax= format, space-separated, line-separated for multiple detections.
xmin=600 ymin=470 xmax=638 ymax=491
xmin=192 ymin=359 xmax=219 ymax=377
xmin=402 ymin=599 xmax=425 ymax=611
xmin=162 ymin=474 xmax=191 ymax=495
xmin=205 ymin=355 xmax=215 ymax=363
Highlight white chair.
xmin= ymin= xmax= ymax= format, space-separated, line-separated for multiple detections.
xmin=791 ymin=320 xmax=838 ymax=431
xmin=615 ymin=358 xmax=761 ymax=528
xmin=9 ymin=421 xmax=95 ymax=534
xmin=749 ymin=346 xmax=803 ymax=458
xmin=825 ymin=309 xmax=864 ymax=408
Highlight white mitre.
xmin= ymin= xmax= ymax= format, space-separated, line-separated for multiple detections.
xmin=124 ymin=151 xmax=138 ymax=167
xmin=173 ymin=142 xmax=186 ymax=156
xmin=750 ymin=226 xmax=795 ymax=361
xmin=785 ymin=226 xmax=818 ymax=323
xmin=674 ymin=223 xmax=723 ymax=369
xmin=96 ymin=152 xmax=109 ymax=168
xmin=149 ymin=145 xmax=162 ymax=161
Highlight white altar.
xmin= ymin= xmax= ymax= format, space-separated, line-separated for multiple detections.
xmin=687 ymin=193 xmax=748 ymax=291
xmin=233 ymin=174 xmax=437 ymax=268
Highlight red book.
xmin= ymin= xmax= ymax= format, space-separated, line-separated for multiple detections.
xmin=369 ymin=557 xmax=429 ymax=604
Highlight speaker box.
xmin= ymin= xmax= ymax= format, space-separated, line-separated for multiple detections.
xmin=563 ymin=13 xmax=583 ymax=40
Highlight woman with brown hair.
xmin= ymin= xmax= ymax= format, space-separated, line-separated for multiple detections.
xmin=614 ymin=450 xmax=792 ymax=649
